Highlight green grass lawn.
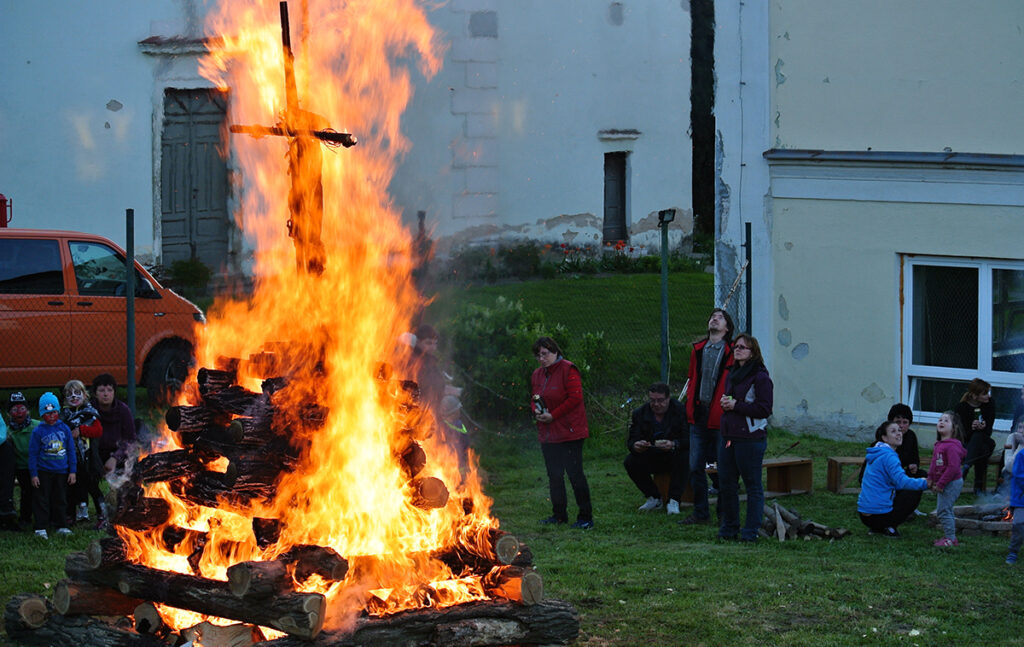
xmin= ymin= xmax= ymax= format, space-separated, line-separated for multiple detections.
xmin=2 ymin=421 xmax=1018 ymax=646
xmin=425 ymin=272 xmax=715 ymax=392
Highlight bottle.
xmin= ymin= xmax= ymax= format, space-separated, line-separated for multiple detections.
xmin=532 ymin=394 xmax=549 ymax=416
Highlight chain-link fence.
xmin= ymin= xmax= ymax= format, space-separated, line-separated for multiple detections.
xmin=0 ymin=231 xmax=197 ymax=409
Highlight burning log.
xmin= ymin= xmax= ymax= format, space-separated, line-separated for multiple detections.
xmin=170 ymin=468 xmax=277 ymax=511
xmin=227 ymin=560 xmax=291 ymax=598
xmin=198 ymin=367 xmax=238 ymax=394
xmin=165 ymin=405 xmax=231 ymax=434
xmin=5 ymin=594 xmax=169 ymax=647
xmin=410 ymin=476 xmax=449 ymax=509
xmin=182 ymin=621 xmax=263 ymax=647
xmin=204 ymin=385 xmax=264 ymax=415
xmin=398 ymin=441 xmax=426 ymax=478
xmin=132 ymin=602 xmax=167 ymax=637
xmin=481 ymin=566 xmax=543 ymax=605
xmin=87 ymin=537 xmax=129 ymax=569
xmin=107 ymin=489 xmax=172 ymax=532
xmin=279 ymin=544 xmax=350 ymax=582
xmin=253 ymin=518 xmax=282 ymax=548
xmin=135 ymin=449 xmax=200 ymax=484
xmin=250 ymin=599 xmax=580 ymax=647
xmin=65 ymin=551 xmax=326 ymax=639
xmin=53 ymin=580 xmax=142 ymax=617
xmin=161 ymin=525 xmax=206 ymax=553
xmin=433 ymin=530 xmax=526 ymax=575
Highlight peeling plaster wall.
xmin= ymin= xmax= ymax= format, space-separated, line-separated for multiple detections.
xmin=771 ymin=0 xmax=1024 ymax=153
xmin=393 ymin=1 xmax=693 ymax=251
xmin=771 ymin=198 xmax=1023 ymax=441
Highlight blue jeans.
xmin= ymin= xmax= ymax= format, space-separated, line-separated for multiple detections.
xmin=935 ymin=477 xmax=963 ymax=539
xmin=688 ymin=424 xmax=720 ymax=520
xmin=717 ymin=436 xmax=766 ymax=540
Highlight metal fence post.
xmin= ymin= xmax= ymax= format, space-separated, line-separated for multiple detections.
xmin=658 ymin=209 xmax=675 ymax=382
xmin=126 ymin=208 xmax=136 ymax=417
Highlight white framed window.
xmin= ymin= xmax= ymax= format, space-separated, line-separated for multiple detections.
xmin=902 ymin=256 xmax=1024 ymax=430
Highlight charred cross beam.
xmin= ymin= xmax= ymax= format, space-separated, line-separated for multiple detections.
xmin=229 ymin=1 xmax=358 ymax=275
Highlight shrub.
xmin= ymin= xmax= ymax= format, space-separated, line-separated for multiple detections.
xmin=445 ymin=297 xmax=570 ymax=421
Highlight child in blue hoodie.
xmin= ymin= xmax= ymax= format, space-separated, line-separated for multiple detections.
xmin=857 ymin=420 xmax=928 ymax=537
xmin=1007 ymin=447 xmax=1024 ymax=564
xmin=28 ymin=392 xmax=76 ymax=539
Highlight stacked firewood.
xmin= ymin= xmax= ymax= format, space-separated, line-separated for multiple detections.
xmin=3 ymin=354 xmax=578 ymax=646
xmin=761 ymin=500 xmax=851 ymax=541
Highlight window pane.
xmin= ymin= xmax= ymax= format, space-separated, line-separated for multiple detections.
xmin=68 ymin=241 xmax=127 ymax=297
xmin=912 ymin=265 xmax=977 ymax=369
xmin=913 ymin=377 xmax=968 ymax=414
xmin=993 ymin=269 xmax=1024 ymax=374
xmin=0 ymin=238 xmax=64 ymax=294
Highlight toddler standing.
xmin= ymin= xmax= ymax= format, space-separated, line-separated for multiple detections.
xmin=928 ymin=411 xmax=967 ymax=547
xmin=28 ymin=392 xmax=76 ymax=538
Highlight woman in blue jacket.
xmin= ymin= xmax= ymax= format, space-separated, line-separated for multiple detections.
xmin=858 ymin=420 xmax=928 ymax=537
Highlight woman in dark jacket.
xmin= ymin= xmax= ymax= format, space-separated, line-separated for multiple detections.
xmin=530 ymin=337 xmax=593 ymax=529
xmin=954 ymin=378 xmax=996 ymax=495
xmin=717 ymin=334 xmax=773 ymax=542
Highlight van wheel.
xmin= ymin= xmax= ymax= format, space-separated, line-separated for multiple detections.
xmin=144 ymin=342 xmax=192 ymax=405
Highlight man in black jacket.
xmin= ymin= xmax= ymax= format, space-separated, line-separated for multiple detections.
xmin=624 ymin=383 xmax=689 ymax=515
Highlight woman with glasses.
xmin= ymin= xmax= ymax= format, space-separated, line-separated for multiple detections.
xmin=717 ymin=334 xmax=773 ymax=542
xmin=530 ymin=336 xmax=594 ymax=529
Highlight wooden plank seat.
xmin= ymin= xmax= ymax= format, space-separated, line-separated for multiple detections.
xmin=826 ymin=456 xmax=865 ymax=494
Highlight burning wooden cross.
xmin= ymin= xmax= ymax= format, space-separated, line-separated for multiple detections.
xmin=229 ymin=1 xmax=357 ymax=275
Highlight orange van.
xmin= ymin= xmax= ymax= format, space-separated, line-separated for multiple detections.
xmin=0 ymin=228 xmax=203 ymax=401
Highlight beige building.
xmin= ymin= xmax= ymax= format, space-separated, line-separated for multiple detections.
xmin=716 ymin=1 xmax=1024 ymax=437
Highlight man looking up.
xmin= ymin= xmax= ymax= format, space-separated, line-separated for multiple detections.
xmin=680 ymin=308 xmax=734 ymax=525
xmin=625 ymin=383 xmax=689 ymax=515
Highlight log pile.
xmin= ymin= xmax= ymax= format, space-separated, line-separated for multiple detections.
xmin=927 ymin=503 xmax=1013 ymax=536
xmin=5 ymin=356 xmax=577 ymax=646
xmin=761 ymin=500 xmax=851 ymax=541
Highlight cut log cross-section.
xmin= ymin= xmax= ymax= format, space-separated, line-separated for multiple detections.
xmin=481 ymin=566 xmax=544 ymax=606
xmin=53 ymin=579 xmax=143 ymax=617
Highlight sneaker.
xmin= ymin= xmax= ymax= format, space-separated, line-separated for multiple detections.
xmin=638 ymin=497 xmax=663 ymax=512
xmin=95 ymin=518 xmax=109 ymax=531
xmin=869 ymin=527 xmax=900 ymax=538
xmin=75 ymin=503 xmax=89 ymax=521
xmin=1007 ymin=553 xmax=1018 ymax=565
xmin=666 ymin=499 xmax=681 ymax=515
xmin=571 ymin=520 xmax=594 ymax=530
xmin=56 ymin=527 xmax=72 ymax=536
xmin=34 ymin=529 xmax=48 ymax=539
xmin=539 ymin=516 xmax=567 ymax=525
xmin=679 ymin=514 xmax=710 ymax=525
xmin=913 ymin=508 xmax=927 ymax=516
xmin=933 ymin=537 xmax=958 ymax=547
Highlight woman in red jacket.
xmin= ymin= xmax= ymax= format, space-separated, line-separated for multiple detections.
xmin=530 ymin=337 xmax=593 ymax=529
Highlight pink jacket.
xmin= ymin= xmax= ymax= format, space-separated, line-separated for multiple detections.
xmin=928 ymin=437 xmax=967 ymax=491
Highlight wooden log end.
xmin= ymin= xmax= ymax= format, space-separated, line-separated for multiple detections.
xmin=133 ymin=601 xmax=165 ymax=635
xmin=493 ymin=534 xmax=521 ymax=565
xmin=18 ymin=596 xmax=49 ymax=629
xmin=521 ymin=571 xmax=544 ymax=605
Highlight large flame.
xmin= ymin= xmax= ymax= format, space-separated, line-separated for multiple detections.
xmin=118 ymin=0 xmax=506 ymax=634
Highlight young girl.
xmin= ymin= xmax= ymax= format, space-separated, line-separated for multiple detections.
xmin=60 ymin=380 xmax=103 ymax=524
xmin=928 ymin=411 xmax=967 ymax=547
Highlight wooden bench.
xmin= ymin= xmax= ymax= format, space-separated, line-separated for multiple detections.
xmin=826 ymin=456 xmax=865 ymax=494
xmin=764 ymin=456 xmax=813 ymax=497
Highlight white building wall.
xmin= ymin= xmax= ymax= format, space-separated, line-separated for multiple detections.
xmin=394 ymin=0 xmax=694 ymax=252
xmin=771 ymin=0 xmax=1024 ymax=153
xmin=716 ymin=0 xmax=1024 ymax=439
xmin=0 ymin=3 xmax=208 ymax=258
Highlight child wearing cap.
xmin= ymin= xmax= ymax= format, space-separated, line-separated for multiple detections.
xmin=61 ymin=380 xmax=104 ymax=525
xmin=28 ymin=392 xmax=76 ymax=539
xmin=7 ymin=392 xmax=39 ymax=528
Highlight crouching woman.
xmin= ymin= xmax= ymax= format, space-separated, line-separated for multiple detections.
xmin=857 ymin=420 xmax=929 ymax=537
xmin=717 ymin=334 xmax=773 ymax=542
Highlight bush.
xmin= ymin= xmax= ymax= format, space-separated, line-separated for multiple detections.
xmin=445 ymin=297 xmax=572 ymax=421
